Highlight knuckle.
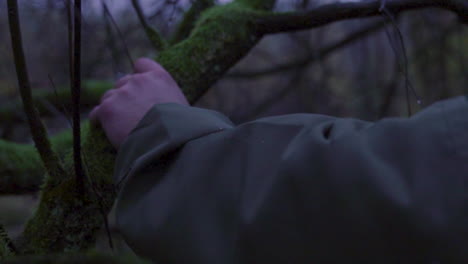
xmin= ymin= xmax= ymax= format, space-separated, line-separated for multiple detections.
xmin=118 ymin=87 xmax=131 ymax=96
xmin=131 ymin=73 xmax=151 ymax=87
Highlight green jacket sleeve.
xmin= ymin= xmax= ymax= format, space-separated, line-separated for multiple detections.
xmin=114 ymin=96 xmax=468 ymax=264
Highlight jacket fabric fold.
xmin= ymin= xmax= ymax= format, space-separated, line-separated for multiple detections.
xmin=114 ymin=96 xmax=468 ymax=263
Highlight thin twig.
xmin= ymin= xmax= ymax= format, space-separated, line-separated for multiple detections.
xmin=380 ymin=6 xmax=421 ymax=116
xmin=131 ymin=0 xmax=167 ymax=51
xmin=72 ymin=0 xmax=85 ymax=195
xmin=7 ymin=0 xmax=65 ymax=181
xmin=229 ymin=20 xmax=387 ymax=78
xmin=102 ymin=1 xmax=135 ymax=68
xmin=48 ymin=74 xmax=73 ymax=128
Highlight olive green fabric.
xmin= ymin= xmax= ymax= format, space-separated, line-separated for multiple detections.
xmin=114 ymin=96 xmax=468 ymax=264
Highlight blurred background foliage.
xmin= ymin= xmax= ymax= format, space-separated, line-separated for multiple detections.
xmin=0 ymin=0 xmax=466 ymax=258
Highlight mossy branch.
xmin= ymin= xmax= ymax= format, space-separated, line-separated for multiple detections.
xmin=131 ymin=0 xmax=167 ymax=51
xmin=17 ymin=122 xmax=116 ymax=253
xmin=7 ymin=0 xmax=65 ymax=184
xmin=156 ymin=2 xmax=270 ymax=102
xmin=0 ymin=129 xmax=73 ymax=195
xmin=170 ymin=0 xmax=215 ymax=45
xmin=0 ymin=224 xmax=16 ymax=259
xmin=0 ymin=81 xmax=112 ymax=124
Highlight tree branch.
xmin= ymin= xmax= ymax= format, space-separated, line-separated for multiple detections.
xmin=0 ymin=81 xmax=112 ymax=124
xmin=0 ymin=224 xmax=16 ymax=259
xmin=72 ymin=0 xmax=85 ymax=196
xmin=229 ymin=20 xmax=387 ymax=79
xmin=156 ymin=2 xmax=272 ymax=102
xmin=7 ymin=0 xmax=66 ymax=183
xmin=18 ymin=123 xmax=117 ymax=253
xmin=131 ymin=0 xmax=167 ymax=51
xmin=255 ymin=0 xmax=468 ymax=34
xmin=102 ymin=1 xmax=134 ymax=67
xmin=235 ymin=0 xmax=276 ymax=10
xmin=0 ymin=130 xmax=73 ymax=195
xmin=170 ymin=0 xmax=215 ymax=45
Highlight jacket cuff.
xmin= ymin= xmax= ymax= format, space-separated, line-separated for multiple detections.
xmin=114 ymin=103 xmax=234 ymax=186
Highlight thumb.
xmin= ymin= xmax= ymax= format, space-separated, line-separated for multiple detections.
xmin=134 ymin=57 xmax=164 ymax=73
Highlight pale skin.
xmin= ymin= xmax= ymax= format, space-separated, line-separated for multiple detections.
xmin=89 ymin=58 xmax=189 ymax=148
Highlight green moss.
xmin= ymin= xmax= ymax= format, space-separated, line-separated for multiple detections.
xmin=0 ymin=140 xmax=43 ymax=194
xmin=0 ymin=80 xmax=112 ymax=123
xmin=157 ymin=2 xmax=265 ymax=102
xmin=170 ymin=0 xmax=215 ymax=44
xmin=20 ymin=123 xmax=117 ymax=254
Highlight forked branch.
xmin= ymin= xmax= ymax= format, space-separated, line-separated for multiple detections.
xmin=171 ymin=0 xmax=215 ymax=44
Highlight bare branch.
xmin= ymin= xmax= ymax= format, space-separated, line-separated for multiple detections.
xmin=236 ymin=0 xmax=276 ymax=10
xmin=131 ymin=0 xmax=168 ymax=51
xmin=102 ymin=1 xmax=134 ymax=68
xmin=229 ymin=20 xmax=387 ymax=79
xmin=72 ymin=0 xmax=85 ymax=195
xmin=7 ymin=0 xmax=65 ymax=182
xmin=255 ymin=0 xmax=468 ymax=35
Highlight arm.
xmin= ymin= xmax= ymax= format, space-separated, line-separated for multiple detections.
xmin=115 ymin=97 xmax=468 ymax=263
xmin=91 ymin=59 xmax=468 ymax=263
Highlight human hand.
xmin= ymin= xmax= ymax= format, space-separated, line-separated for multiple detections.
xmin=89 ymin=58 xmax=189 ymax=148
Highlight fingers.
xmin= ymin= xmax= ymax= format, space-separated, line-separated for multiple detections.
xmin=100 ymin=89 xmax=117 ymax=103
xmin=134 ymin=58 xmax=164 ymax=73
xmin=115 ymin=75 xmax=131 ymax=88
xmin=115 ymin=58 xmax=165 ymax=90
